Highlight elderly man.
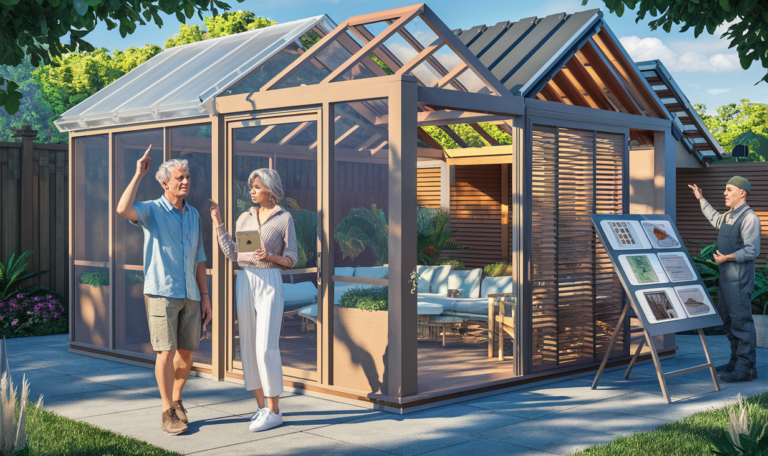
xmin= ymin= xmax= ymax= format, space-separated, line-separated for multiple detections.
xmin=689 ymin=176 xmax=761 ymax=383
xmin=117 ymin=146 xmax=212 ymax=435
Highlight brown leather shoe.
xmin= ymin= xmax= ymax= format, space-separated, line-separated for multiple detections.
xmin=172 ymin=400 xmax=188 ymax=424
xmin=161 ymin=408 xmax=188 ymax=435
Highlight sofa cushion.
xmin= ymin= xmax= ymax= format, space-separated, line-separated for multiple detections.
xmin=334 ymin=267 xmax=355 ymax=277
xmin=481 ymin=276 xmax=514 ymax=298
xmin=353 ymin=266 xmax=388 ymax=279
xmin=417 ymin=295 xmax=488 ymax=316
xmin=283 ymin=282 xmax=317 ymax=312
xmin=298 ymin=304 xmax=317 ymax=320
xmin=445 ymin=269 xmax=482 ymax=298
xmin=416 ymin=265 xmax=451 ymax=294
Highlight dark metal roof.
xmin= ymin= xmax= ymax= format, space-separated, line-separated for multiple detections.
xmin=454 ymin=9 xmax=602 ymax=96
xmin=636 ymin=59 xmax=724 ymax=162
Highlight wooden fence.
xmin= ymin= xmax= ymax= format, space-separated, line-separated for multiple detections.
xmin=0 ymin=127 xmax=69 ymax=298
xmin=676 ymin=162 xmax=768 ymax=268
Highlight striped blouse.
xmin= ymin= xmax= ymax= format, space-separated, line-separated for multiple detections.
xmin=216 ymin=206 xmax=299 ymax=270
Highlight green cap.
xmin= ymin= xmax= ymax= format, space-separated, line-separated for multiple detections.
xmin=727 ymin=176 xmax=751 ymax=192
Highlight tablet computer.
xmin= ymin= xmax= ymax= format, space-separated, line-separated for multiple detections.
xmin=237 ymin=230 xmax=262 ymax=253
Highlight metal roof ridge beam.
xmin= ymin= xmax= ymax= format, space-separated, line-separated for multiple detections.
xmin=420 ymin=5 xmax=514 ymax=98
xmin=345 ymin=3 xmax=426 ymax=26
xmin=321 ymin=5 xmax=424 ymax=83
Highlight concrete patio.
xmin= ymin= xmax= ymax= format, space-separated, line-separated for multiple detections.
xmin=7 ymin=333 xmax=768 ymax=455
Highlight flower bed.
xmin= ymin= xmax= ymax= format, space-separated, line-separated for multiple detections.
xmin=0 ymin=293 xmax=68 ymax=338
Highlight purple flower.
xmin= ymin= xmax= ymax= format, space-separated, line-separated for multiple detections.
xmin=11 ymin=320 xmax=17 ymax=326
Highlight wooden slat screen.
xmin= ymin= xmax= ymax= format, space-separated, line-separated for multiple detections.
xmin=417 ymin=167 xmax=442 ymax=209
xmin=530 ymin=126 xmax=625 ymax=373
xmin=447 ymin=165 xmax=503 ymax=269
xmin=676 ymin=163 xmax=768 ymax=269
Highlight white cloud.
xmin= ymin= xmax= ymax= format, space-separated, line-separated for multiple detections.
xmin=619 ymin=36 xmax=741 ymax=73
xmin=706 ymin=88 xmax=731 ymax=95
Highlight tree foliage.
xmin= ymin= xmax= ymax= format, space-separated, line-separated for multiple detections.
xmin=0 ymin=0 xmax=244 ymax=115
xmin=0 ymin=56 xmax=65 ymax=143
xmin=32 ymin=45 xmax=162 ymax=119
xmin=585 ymin=0 xmax=768 ymax=84
xmin=695 ymin=99 xmax=768 ymax=160
xmin=164 ymin=10 xmax=276 ymax=48
xmin=422 ymin=123 xmax=513 ymax=149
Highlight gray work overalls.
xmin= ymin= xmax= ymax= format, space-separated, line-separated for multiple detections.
xmin=717 ymin=205 xmax=757 ymax=374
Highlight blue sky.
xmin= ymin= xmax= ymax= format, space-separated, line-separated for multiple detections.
xmin=84 ymin=0 xmax=767 ymax=113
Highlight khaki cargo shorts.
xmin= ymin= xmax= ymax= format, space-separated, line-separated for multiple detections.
xmin=144 ymin=295 xmax=201 ymax=352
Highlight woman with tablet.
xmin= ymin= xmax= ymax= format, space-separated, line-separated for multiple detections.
xmin=208 ymin=168 xmax=298 ymax=432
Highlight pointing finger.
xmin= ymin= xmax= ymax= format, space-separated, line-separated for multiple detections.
xmin=143 ymin=144 xmax=152 ymax=158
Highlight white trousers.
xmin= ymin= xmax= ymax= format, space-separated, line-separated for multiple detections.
xmin=236 ymin=268 xmax=284 ymax=397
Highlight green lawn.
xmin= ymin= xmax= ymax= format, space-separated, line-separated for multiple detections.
xmin=25 ymin=402 xmax=181 ymax=456
xmin=573 ymin=392 xmax=768 ymax=455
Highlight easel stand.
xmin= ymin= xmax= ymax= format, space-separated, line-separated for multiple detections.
xmin=591 ymin=302 xmax=720 ymax=403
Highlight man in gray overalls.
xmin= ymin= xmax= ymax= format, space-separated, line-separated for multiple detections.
xmin=689 ymin=176 xmax=761 ymax=382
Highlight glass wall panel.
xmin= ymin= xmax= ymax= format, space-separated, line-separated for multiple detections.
xmin=73 ymin=135 xmax=109 ymax=347
xmin=171 ymin=124 xmax=213 ymax=365
xmin=231 ymin=118 xmax=319 ymax=379
xmin=114 ymin=129 xmax=163 ymax=355
xmin=332 ymin=100 xmax=389 ymax=393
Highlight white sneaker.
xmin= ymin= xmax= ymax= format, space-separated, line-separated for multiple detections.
xmin=249 ymin=407 xmax=269 ymax=422
xmin=249 ymin=409 xmax=283 ymax=432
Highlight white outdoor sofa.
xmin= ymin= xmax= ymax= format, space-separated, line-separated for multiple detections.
xmin=291 ymin=264 xmax=514 ymax=323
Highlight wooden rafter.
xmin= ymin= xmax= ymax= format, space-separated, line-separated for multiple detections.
xmin=539 ymin=83 xmax=560 ymax=102
xmin=321 ymin=5 xmax=424 ymax=84
xmin=552 ymin=71 xmax=589 ymax=108
xmin=436 ymin=63 xmax=468 ymax=88
xmin=335 ymin=125 xmax=360 ymax=145
xmin=278 ymin=122 xmax=311 ymax=145
xmin=418 ymin=128 xmax=443 ymax=149
xmin=335 ymin=32 xmax=390 ymax=77
xmin=470 ymin=123 xmax=499 ymax=146
xmin=579 ymin=39 xmax=643 ymax=116
xmin=356 ymin=133 xmax=384 ymax=151
xmin=440 ymin=125 xmax=468 ymax=148
xmin=564 ymin=55 xmax=617 ymax=112
xmin=348 ymin=24 xmax=405 ymax=73
xmin=561 ymin=68 xmax=598 ymax=109
xmin=396 ymin=38 xmax=444 ymax=75
xmin=250 ymin=125 xmax=275 ymax=144
xmin=594 ymin=30 xmax=667 ymax=118
xmin=547 ymin=80 xmax=573 ymax=105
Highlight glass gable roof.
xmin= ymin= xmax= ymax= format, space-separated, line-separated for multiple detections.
xmin=56 ymin=15 xmax=334 ymax=132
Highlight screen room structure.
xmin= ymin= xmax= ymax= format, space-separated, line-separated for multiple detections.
xmin=62 ymin=4 xmax=719 ymax=411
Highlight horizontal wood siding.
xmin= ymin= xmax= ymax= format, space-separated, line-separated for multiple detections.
xmin=416 ymin=167 xmax=442 ymax=209
xmin=0 ymin=140 xmax=69 ymax=298
xmin=447 ymin=165 xmax=503 ymax=269
xmin=530 ymin=126 xmax=625 ymax=373
xmin=676 ymin=163 xmax=768 ymax=268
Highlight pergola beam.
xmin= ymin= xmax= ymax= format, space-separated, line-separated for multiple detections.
xmin=278 ymin=121 xmax=311 ymax=145
xmin=376 ymin=109 xmax=512 ymax=127
xmin=396 ymin=38 xmax=444 ymax=75
xmin=418 ymin=128 xmax=443 ymax=149
xmin=250 ymin=124 xmax=275 ymax=143
xmin=470 ymin=123 xmax=499 ymax=146
xmin=417 ymin=86 xmax=524 ymax=116
xmin=436 ymin=63 xmax=468 ymax=89
xmin=440 ymin=125 xmax=468 ymax=148
xmin=348 ymin=25 xmax=405 ymax=74
xmin=539 ymin=83 xmax=560 ymax=103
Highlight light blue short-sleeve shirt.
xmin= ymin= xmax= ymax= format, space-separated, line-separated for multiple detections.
xmin=131 ymin=195 xmax=206 ymax=300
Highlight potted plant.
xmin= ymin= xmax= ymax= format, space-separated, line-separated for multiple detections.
xmin=334 ymin=205 xmax=389 ymax=266
xmin=693 ymin=243 xmax=768 ymax=347
xmin=333 ymin=286 xmax=389 ymax=393
xmin=77 ymin=270 xmax=110 ymax=347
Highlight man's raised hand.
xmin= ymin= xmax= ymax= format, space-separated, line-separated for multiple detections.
xmin=688 ymin=184 xmax=703 ymax=201
xmin=136 ymin=145 xmax=153 ymax=178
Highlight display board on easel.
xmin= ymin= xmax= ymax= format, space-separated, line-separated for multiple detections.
xmin=591 ymin=214 xmax=722 ymax=403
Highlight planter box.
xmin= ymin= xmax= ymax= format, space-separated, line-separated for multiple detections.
xmin=755 ymin=315 xmax=768 ymax=349
xmin=333 ymin=307 xmax=388 ymax=394
xmin=74 ymin=284 xmax=109 ymax=347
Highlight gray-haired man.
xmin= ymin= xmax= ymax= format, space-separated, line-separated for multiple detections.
xmin=117 ymin=145 xmax=212 ymax=435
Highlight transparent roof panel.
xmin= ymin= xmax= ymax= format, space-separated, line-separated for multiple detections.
xmin=56 ymin=15 xmax=333 ymax=132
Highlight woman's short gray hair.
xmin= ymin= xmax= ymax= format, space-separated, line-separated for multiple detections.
xmin=248 ymin=168 xmax=284 ymax=203
xmin=156 ymin=159 xmax=189 ymax=185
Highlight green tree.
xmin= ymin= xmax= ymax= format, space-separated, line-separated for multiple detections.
xmin=165 ymin=11 xmax=276 ymax=48
xmin=0 ymin=56 xmax=66 ymax=143
xmin=0 ymin=0 xmax=243 ymax=115
xmin=585 ymin=0 xmax=768 ymax=84
xmin=695 ymin=100 xmax=768 ymax=160
xmin=32 ymin=45 xmax=162 ymax=120
xmin=422 ymin=123 xmax=513 ymax=149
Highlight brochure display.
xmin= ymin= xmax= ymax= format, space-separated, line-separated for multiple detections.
xmin=591 ymin=214 xmax=722 ymax=403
